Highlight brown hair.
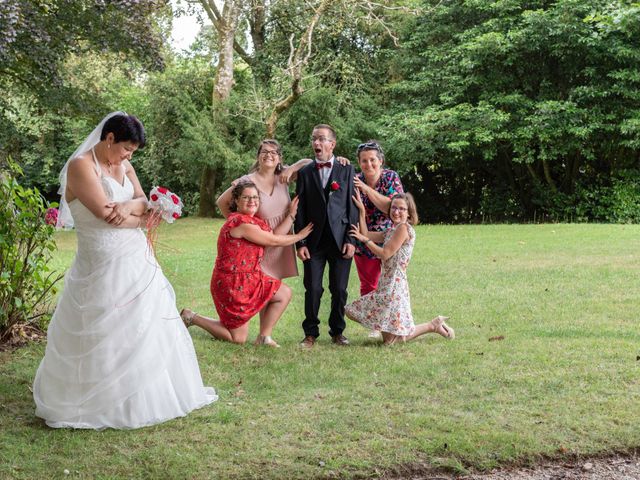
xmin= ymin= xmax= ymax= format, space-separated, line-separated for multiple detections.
xmin=229 ymin=181 xmax=259 ymax=213
xmin=390 ymin=193 xmax=419 ymax=225
xmin=249 ymin=139 xmax=283 ymax=175
xmin=312 ymin=124 xmax=336 ymax=140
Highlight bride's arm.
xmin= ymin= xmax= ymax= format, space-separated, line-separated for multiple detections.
xmin=67 ymin=156 xmax=143 ymax=228
xmin=102 ymin=161 xmax=148 ymax=225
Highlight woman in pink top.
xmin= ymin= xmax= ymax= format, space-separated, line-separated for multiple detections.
xmin=217 ymin=139 xmax=348 ymax=279
xmin=217 ymin=140 xmax=303 ymax=279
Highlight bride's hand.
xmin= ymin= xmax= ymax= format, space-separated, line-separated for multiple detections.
xmin=105 ymin=202 xmax=131 ymax=226
xmin=141 ymin=207 xmax=161 ymax=229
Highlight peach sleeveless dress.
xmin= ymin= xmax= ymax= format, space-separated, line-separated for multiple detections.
xmin=236 ymin=173 xmax=298 ymax=279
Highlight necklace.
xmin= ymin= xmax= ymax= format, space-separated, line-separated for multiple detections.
xmin=92 ymin=146 xmax=112 ymax=174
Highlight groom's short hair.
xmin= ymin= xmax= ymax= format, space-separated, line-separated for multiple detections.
xmin=312 ymin=124 xmax=336 ymax=140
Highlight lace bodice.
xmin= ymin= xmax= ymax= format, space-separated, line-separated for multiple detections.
xmin=68 ymin=150 xmax=139 ymax=253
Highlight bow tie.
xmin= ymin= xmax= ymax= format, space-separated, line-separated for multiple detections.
xmin=316 ymin=161 xmax=331 ymax=170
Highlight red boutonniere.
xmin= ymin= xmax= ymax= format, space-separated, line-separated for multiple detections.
xmin=330 ymin=181 xmax=340 ymax=191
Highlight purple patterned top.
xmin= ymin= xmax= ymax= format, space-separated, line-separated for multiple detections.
xmin=356 ymin=169 xmax=404 ymax=258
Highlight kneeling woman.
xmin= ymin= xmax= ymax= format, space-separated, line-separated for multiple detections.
xmin=181 ymin=181 xmax=312 ymax=347
xmin=346 ymin=192 xmax=455 ymax=345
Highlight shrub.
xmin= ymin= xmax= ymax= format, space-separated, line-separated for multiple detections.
xmin=0 ymin=158 xmax=62 ymax=344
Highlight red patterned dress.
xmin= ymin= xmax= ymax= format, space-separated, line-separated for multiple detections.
xmin=211 ymin=213 xmax=281 ymax=329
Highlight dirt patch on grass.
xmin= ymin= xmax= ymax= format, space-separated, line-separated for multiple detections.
xmin=385 ymin=451 xmax=640 ymax=479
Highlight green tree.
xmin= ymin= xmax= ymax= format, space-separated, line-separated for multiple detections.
xmin=384 ymin=0 xmax=640 ymax=221
xmin=0 ymin=0 xmax=169 ymax=177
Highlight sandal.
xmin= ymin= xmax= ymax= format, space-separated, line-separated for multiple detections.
xmin=431 ymin=315 xmax=455 ymax=340
xmin=382 ymin=334 xmax=399 ymax=346
xmin=254 ymin=335 xmax=280 ymax=348
xmin=180 ymin=308 xmax=195 ymax=328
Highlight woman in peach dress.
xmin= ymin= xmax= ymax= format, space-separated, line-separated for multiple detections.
xmin=216 ymin=140 xmax=301 ymax=279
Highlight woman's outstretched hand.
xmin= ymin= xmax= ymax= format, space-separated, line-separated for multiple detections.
xmin=353 ymin=176 xmax=369 ymax=195
xmin=288 ymin=195 xmax=299 ymax=219
xmin=297 ymin=222 xmax=313 ymax=240
xmin=349 ymin=223 xmax=366 ymax=242
xmin=352 ymin=189 xmax=365 ymax=213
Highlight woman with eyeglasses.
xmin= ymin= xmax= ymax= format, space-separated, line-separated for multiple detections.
xmin=216 ymin=140 xmax=349 ymax=280
xmin=352 ymin=141 xmax=405 ymax=298
xmin=182 ymin=181 xmax=313 ymax=347
xmin=346 ymin=192 xmax=455 ymax=345
xmin=216 ymin=140 xmax=303 ymax=279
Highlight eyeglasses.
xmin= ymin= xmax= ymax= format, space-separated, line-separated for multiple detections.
xmin=357 ymin=142 xmax=383 ymax=153
xmin=240 ymin=195 xmax=260 ymax=201
xmin=310 ymin=136 xmax=333 ymax=143
xmin=259 ymin=150 xmax=280 ymax=157
xmin=390 ymin=206 xmax=407 ymax=212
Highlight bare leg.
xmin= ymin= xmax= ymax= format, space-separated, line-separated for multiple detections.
xmin=181 ymin=308 xmax=244 ymax=344
xmin=254 ymin=284 xmax=291 ymax=348
xmin=229 ymin=323 xmax=250 ymax=344
xmin=405 ymin=315 xmax=454 ymax=342
xmin=259 ymin=284 xmax=291 ymax=337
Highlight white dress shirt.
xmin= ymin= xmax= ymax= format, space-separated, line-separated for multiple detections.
xmin=316 ymin=156 xmax=335 ymax=189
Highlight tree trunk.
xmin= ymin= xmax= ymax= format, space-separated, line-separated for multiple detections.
xmin=198 ymin=165 xmax=218 ymax=217
xmin=542 ymin=159 xmax=557 ymax=192
xmin=197 ymin=0 xmax=242 ymax=217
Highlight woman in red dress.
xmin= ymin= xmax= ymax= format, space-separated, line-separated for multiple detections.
xmin=180 ymin=181 xmax=312 ymax=347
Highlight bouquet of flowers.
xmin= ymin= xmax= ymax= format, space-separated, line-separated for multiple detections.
xmin=149 ymin=186 xmax=183 ymax=223
xmin=145 ymin=187 xmax=183 ymax=253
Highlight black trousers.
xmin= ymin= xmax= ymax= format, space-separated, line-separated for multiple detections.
xmin=302 ymin=227 xmax=352 ymax=338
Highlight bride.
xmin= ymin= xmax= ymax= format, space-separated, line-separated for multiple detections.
xmin=33 ymin=112 xmax=217 ymax=429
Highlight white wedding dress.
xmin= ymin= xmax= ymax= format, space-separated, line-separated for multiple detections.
xmin=33 ymin=156 xmax=217 ymax=429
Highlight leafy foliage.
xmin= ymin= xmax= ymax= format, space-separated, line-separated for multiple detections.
xmin=383 ymin=0 xmax=640 ymax=221
xmin=0 ymin=158 xmax=62 ymax=342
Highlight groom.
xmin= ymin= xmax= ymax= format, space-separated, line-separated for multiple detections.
xmin=294 ymin=124 xmax=358 ymax=348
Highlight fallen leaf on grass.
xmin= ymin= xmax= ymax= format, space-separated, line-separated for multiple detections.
xmin=489 ymin=335 xmax=505 ymax=342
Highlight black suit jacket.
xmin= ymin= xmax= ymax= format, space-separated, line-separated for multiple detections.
xmin=295 ymin=160 xmax=359 ymax=252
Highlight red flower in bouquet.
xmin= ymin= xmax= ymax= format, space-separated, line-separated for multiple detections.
xmin=330 ymin=181 xmax=340 ymax=191
xmin=148 ymin=186 xmax=183 ymax=224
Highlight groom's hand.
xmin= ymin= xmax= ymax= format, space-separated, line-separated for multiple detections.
xmin=342 ymin=243 xmax=355 ymax=259
xmin=297 ymin=246 xmax=310 ymax=261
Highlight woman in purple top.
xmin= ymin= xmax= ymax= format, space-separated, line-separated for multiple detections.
xmin=353 ymin=140 xmax=404 ymax=296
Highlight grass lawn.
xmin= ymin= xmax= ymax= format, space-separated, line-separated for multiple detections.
xmin=1 ymin=220 xmax=639 ymax=479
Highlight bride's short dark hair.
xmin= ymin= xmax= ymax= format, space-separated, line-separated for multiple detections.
xmin=101 ymin=114 xmax=146 ymax=148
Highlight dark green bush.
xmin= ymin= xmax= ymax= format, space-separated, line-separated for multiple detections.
xmin=528 ymin=170 xmax=640 ymax=223
xmin=0 ymin=158 xmax=62 ymax=343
